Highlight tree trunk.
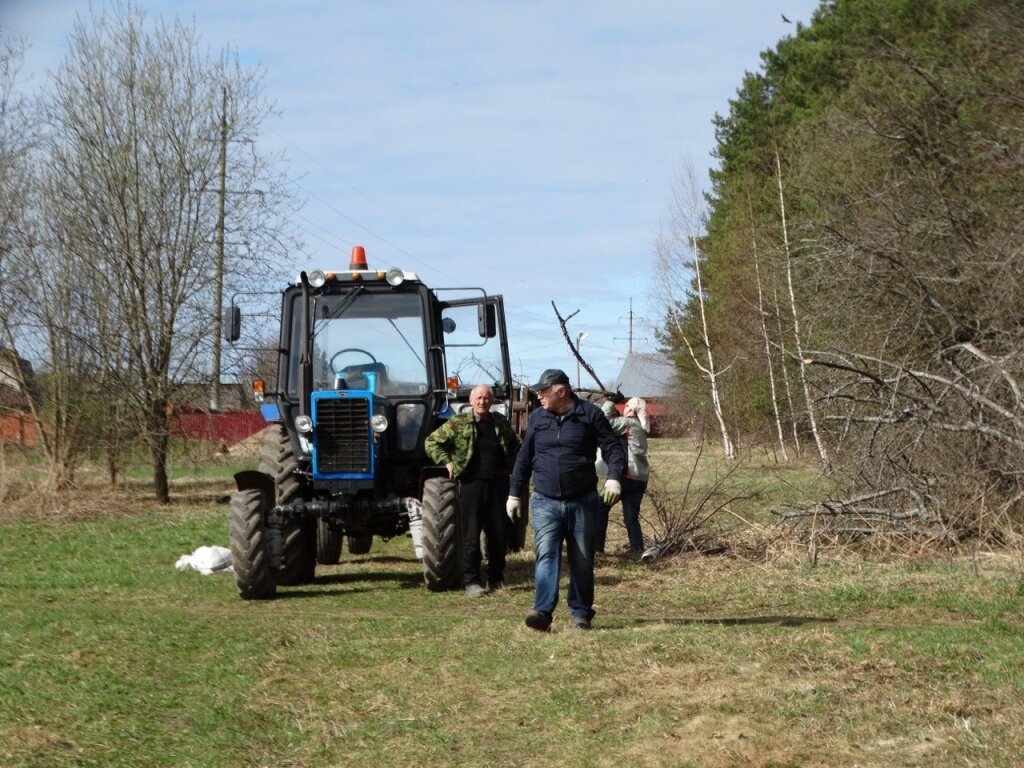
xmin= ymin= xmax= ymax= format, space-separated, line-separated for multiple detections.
xmin=774 ymin=144 xmax=829 ymax=472
xmin=689 ymin=240 xmax=735 ymax=461
xmin=751 ymin=223 xmax=789 ymax=462
xmin=148 ymin=403 xmax=171 ymax=503
xmin=772 ymin=282 xmax=801 ymax=455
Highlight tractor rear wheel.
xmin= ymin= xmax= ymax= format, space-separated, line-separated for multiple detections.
xmin=278 ymin=519 xmax=316 ymax=585
xmin=316 ymin=519 xmax=343 ymax=564
xmin=229 ymin=489 xmax=276 ymax=600
xmin=421 ymin=477 xmax=462 ymax=591
xmin=347 ymin=534 xmax=373 ymax=555
xmin=259 ymin=425 xmax=315 ymax=585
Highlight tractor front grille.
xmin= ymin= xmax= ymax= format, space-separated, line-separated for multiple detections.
xmin=314 ymin=397 xmax=371 ymax=474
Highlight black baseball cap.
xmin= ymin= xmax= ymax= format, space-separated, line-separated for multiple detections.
xmin=529 ymin=368 xmax=571 ymax=391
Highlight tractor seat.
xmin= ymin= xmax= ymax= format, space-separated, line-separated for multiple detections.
xmin=337 ymin=362 xmax=388 ymax=391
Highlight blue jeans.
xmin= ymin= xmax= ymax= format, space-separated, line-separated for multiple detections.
xmin=530 ymin=491 xmax=599 ymax=620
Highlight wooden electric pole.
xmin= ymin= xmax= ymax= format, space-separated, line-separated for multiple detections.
xmin=210 ymin=86 xmax=228 ymax=412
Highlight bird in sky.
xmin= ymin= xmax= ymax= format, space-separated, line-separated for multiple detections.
xmin=781 ymin=13 xmax=792 ymax=23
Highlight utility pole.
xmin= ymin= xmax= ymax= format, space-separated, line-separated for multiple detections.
xmin=210 ymin=86 xmax=228 ymax=412
xmin=615 ymin=298 xmax=642 ymax=354
xmin=626 ymin=298 xmax=633 ymax=353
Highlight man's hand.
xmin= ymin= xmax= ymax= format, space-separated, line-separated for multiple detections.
xmin=506 ymin=496 xmax=522 ymax=522
xmin=600 ymin=479 xmax=621 ymax=506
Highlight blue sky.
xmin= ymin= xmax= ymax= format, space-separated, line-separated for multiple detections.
xmin=4 ymin=0 xmax=822 ymax=389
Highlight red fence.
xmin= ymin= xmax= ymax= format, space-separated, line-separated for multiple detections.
xmin=171 ymin=409 xmax=265 ymax=446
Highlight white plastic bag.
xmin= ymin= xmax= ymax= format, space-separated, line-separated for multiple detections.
xmin=175 ymin=545 xmax=234 ymax=575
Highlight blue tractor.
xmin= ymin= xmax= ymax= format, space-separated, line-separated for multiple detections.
xmin=224 ymin=246 xmax=527 ymax=599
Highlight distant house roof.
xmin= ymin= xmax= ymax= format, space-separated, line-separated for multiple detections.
xmin=614 ymin=352 xmax=677 ymax=399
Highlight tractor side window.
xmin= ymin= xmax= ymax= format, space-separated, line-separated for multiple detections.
xmin=441 ymin=301 xmax=505 ymax=393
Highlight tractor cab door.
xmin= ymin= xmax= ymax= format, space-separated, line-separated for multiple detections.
xmin=434 ymin=290 xmax=514 ymax=418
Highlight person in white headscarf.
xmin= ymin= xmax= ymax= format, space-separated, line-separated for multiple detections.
xmin=625 ymin=396 xmax=650 ymax=434
xmin=595 ymin=399 xmax=649 ymax=553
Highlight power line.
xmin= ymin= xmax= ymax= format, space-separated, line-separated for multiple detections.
xmin=268 ymin=128 xmax=553 ymax=295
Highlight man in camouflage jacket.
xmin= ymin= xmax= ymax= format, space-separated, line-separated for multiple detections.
xmin=424 ymin=384 xmax=521 ymax=596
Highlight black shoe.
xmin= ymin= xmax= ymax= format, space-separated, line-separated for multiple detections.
xmin=525 ymin=610 xmax=552 ymax=632
xmin=570 ymin=616 xmax=592 ymax=630
xmin=487 ymin=580 xmax=505 ymax=592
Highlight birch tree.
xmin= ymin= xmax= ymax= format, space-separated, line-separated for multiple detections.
xmin=773 ymin=144 xmax=829 ymax=472
xmin=655 ymin=164 xmax=735 ymax=459
xmin=748 ymin=197 xmax=789 ymax=461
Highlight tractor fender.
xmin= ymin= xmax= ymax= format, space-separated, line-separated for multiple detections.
xmin=234 ymin=469 xmax=275 ymax=500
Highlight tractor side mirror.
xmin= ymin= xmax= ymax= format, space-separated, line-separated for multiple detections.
xmin=477 ymin=303 xmax=496 ymax=338
xmin=224 ymin=305 xmax=241 ymax=342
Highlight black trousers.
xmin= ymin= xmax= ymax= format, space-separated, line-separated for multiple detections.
xmin=459 ymin=475 xmax=510 ymax=586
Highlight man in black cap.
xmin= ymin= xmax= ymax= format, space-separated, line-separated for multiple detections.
xmin=507 ymin=369 xmax=626 ymax=631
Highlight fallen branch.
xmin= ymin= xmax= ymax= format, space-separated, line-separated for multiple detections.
xmin=551 ymin=301 xmax=607 ymax=392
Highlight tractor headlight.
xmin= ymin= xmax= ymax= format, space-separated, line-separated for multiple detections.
xmin=308 ymin=270 xmax=327 ymax=289
xmin=370 ymin=413 xmax=389 ymax=433
xmin=385 ymin=268 xmax=405 ymax=287
xmin=295 ymin=414 xmax=313 ymax=433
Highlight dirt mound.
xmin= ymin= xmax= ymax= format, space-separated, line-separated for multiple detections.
xmin=227 ymin=426 xmax=271 ymax=461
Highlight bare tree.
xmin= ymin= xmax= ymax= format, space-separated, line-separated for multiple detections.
xmin=773 ymin=144 xmax=829 ymax=472
xmin=655 ymin=164 xmax=735 ymax=459
xmin=37 ymin=3 xmax=297 ymax=501
xmin=771 ymin=280 xmax=801 ymax=456
xmin=0 ymin=35 xmax=28 ymax=256
xmin=0 ymin=37 xmax=102 ymax=490
xmin=747 ymin=193 xmax=789 ymax=461
xmin=0 ymin=36 xmax=30 ymax=332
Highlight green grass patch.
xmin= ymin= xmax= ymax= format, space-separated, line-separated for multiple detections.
xmin=2 ymin=441 xmax=1023 ymax=766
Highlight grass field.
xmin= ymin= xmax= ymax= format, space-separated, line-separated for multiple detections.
xmin=1 ymin=440 xmax=1023 ymax=767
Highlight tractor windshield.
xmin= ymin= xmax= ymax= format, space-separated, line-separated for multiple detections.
xmin=286 ymin=289 xmax=428 ymax=398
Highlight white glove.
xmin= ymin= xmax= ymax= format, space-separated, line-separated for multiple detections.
xmin=506 ymin=496 xmax=522 ymax=522
xmin=600 ymin=479 xmax=621 ymax=506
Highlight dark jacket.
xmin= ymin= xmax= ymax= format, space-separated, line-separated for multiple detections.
xmin=509 ymin=396 xmax=626 ymax=500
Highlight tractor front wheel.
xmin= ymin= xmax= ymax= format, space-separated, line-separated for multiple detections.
xmin=316 ymin=519 xmax=343 ymax=564
xmin=260 ymin=425 xmax=315 ymax=585
xmin=347 ymin=534 xmax=373 ymax=555
xmin=229 ymin=489 xmax=276 ymax=600
xmin=420 ymin=478 xmax=462 ymax=591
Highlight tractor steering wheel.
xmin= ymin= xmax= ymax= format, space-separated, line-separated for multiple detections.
xmin=329 ymin=347 xmax=378 ymax=372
